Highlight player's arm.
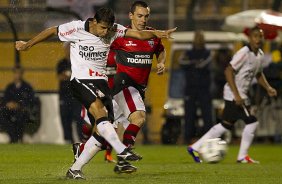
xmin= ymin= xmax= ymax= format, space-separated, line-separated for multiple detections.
xmin=15 ymin=26 xmax=57 ymax=51
xmin=224 ymin=64 xmax=244 ymax=105
xmin=156 ymin=50 xmax=166 ymax=75
xmin=125 ymin=27 xmax=177 ymax=40
xmin=256 ymin=72 xmax=277 ymax=97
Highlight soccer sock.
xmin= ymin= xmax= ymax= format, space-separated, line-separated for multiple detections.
xmin=71 ymin=135 xmax=101 ymax=171
xmin=237 ymin=121 xmax=258 ymax=160
xmin=96 ymin=118 xmax=126 ymax=154
xmin=123 ymin=124 xmax=140 ymax=147
xmin=192 ymin=123 xmax=227 ymax=151
xmin=79 ymin=143 xmax=85 ymax=153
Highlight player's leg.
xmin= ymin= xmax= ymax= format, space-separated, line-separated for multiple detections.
xmin=66 ymin=132 xmax=103 ymax=179
xmin=113 ymin=87 xmax=144 ymax=173
xmin=188 ymin=100 xmax=236 ymax=162
xmin=237 ymin=108 xmax=259 ymax=163
xmin=114 ymin=87 xmax=146 ymax=147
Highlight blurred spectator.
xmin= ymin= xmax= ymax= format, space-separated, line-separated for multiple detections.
xmin=179 ymin=30 xmax=213 ymax=144
xmin=211 ymin=47 xmax=232 ymax=99
xmin=266 ymin=43 xmax=282 ymax=96
xmin=57 ymin=42 xmax=83 ymax=144
xmin=0 ymin=66 xmax=35 ymax=143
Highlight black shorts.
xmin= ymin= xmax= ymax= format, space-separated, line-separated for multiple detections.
xmin=70 ymin=78 xmax=114 ymax=122
xmin=222 ymin=100 xmax=257 ymax=124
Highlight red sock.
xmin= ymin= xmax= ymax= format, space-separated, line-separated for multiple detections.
xmin=123 ymin=124 xmax=140 ymax=147
xmin=82 ymin=123 xmax=92 ymax=140
xmin=79 ymin=143 xmax=85 ymax=153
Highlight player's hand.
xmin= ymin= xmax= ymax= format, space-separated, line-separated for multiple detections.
xmin=267 ymin=87 xmax=277 ymax=97
xmin=15 ymin=41 xmax=30 ymax=51
xmin=157 ymin=63 xmax=165 ymax=75
xmin=155 ymin=27 xmax=177 ymax=39
xmin=234 ymin=95 xmax=244 ymax=106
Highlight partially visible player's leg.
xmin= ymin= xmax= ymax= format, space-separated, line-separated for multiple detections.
xmin=66 ymin=132 xmax=103 ymax=179
xmin=114 ymin=87 xmax=146 ymax=147
xmin=237 ymin=114 xmax=259 ymax=163
xmin=188 ymin=100 xmax=238 ymax=163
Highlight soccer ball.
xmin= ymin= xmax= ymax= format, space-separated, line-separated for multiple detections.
xmin=199 ymin=138 xmax=227 ymax=163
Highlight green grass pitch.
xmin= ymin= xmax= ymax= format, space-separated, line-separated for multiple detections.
xmin=0 ymin=144 xmax=281 ymax=184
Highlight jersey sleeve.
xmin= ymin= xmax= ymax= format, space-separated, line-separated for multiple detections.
xmin=229 ymin=49 xmax=247 ymax=71
xmin=57 ymin=20 xmax=81 ymax=42
xmin=110 ymin=23 xmax=127 ymax=44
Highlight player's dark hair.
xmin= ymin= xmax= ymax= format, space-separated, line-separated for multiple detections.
xmin=94 ymin=7 xmax=115 ymax=27
xmin=130 ymin=1 xmax=149 ymax=13
xmin=249 ymin=26 xmax=263 ymax=35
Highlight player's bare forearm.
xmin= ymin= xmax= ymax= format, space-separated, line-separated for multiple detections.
xmin=156 ymin=50 xmax=166 ymax=75
xmin=125 ymin=27 xmax=177 ymax=40
xmin=16 ymin=26 xmax=57 ymax=51
xmin=256 ymin=72 xmax=271 ymax=90
xmin=256 ymin=72 xmax=277 ymax=96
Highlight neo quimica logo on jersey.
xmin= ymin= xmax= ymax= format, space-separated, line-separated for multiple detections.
xmin=79 ymin=45 xmax=107 ymax=61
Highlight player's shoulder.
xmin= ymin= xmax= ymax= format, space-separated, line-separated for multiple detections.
xmin=112 ymin=23 xmax=127 ymax=34
xmin=234 ymin=46 xmax=249 ymax=57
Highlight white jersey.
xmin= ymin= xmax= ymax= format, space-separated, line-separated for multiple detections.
xmin=223 ymin=46 xmax=264 ymax=101
xmin=58 ymin=19 xmax=127 ymax=80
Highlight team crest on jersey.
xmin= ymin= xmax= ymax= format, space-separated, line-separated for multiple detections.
xmin=125 ymin=41 xmax=137 ymax=46
xmin=148 ymin=40 xmax=154 ymax=48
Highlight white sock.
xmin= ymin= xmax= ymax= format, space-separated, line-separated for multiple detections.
xmin=192 ymin=123 xmax=227 ymax=151
xmin=97 ymin=121 xmax=126 ymax=154
xmin=237 ymin=121 xmax=258 ymax=160
xmin=71 ymin=136 xmax=101 ymax=171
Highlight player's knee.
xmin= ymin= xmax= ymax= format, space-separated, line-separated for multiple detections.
xmin=88 ymin=101 xmax=107 ymax=119
xmin=220 ymin=121 xmax=234 ymax=130
xmin=129 ymin=111 xmax=146 ymax=127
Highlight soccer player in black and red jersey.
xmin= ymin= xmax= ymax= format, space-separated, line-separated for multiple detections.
xmin=111 ymin=1 xmax=166 ymax=173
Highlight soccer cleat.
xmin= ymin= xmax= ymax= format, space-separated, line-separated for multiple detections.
xmin=117 ymin=147 xmax=142 ymax=161
xmin=187 ymin=146 xmax=202 ymax=163
xmin=114 ymin=160 xmax=137 ymax=174
xmin=66 ymin=169 xmax=85 ymax=179
xmin=237 ymin=155 xmax=260 ymax=164
xmin=72 ymin=143 xmax=82 ymax=162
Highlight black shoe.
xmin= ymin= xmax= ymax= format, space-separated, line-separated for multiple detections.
xmin=117 ymin=147 xmax=142 ymax=161
xmin=66 ymin=169 xmax=85 ymax=179
xmin=114 ymin=160 xmax=137 ymax=174
xmin=72 ymin=143 xmax=82 ymax=162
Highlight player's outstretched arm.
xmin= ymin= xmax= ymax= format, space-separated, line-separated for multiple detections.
xmin=125 ymin=27 xmax=177 ymax=40
xmin=15 ymin=26 xmax=57 ymax=51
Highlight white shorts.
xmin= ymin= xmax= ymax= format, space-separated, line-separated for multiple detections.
xmin=113 ymin=86 xmax=146 ymax=118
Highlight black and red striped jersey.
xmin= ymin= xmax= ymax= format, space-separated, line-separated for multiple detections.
xmin=108 ymin=26 xmax=164 ymax=87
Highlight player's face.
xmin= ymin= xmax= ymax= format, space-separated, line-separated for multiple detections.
xmin=249 ymin=29 xmax=264 ymax=51
xmin=93 ymin=20 xmax=112 ymax=38
xmin=129 ymin=6 xmax=150 ymax=31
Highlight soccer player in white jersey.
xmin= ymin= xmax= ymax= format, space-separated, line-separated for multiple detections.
xmin=15 ymin=7 xmax=176 ymax=179
xmin=188 ymin=26 xmax=277 ymax=164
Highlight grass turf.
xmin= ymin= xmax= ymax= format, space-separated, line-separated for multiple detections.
xmin=0 ymin=144 xmax=281 ymax=184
